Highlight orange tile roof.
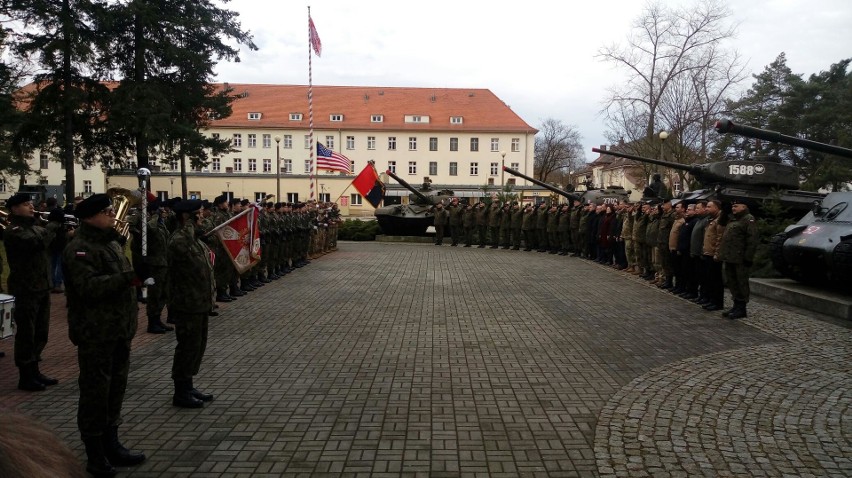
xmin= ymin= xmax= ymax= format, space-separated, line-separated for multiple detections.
xmin=212 ymin=84 xmax=538 ymax=134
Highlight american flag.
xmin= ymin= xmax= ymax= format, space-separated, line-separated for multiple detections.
xmin=317 ymin=142 xmax=351 ymax=173
xmin=309 ymin=17 xmax=322 ymax=57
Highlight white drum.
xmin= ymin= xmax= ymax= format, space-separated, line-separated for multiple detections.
xmin=0 ymin=293 xmax=15 ymax=339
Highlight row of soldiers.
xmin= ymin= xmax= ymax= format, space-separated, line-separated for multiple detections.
xmin=431 ymin=196 xmax=758 ymax=319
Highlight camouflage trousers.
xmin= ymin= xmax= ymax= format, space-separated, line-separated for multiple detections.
xmin=77 ymin=339 xmax=131 ymax=438
xmin=146 ymin=266 xmax=168 ymax=319
xmin=171 ymin=312 xmax=209 ymax=380
xmin=624 ymin=239 xmax=635 ymax=267
xmin=724 ymin=262 xmax=751 ymax=303
xmin=13 ymin=292 xmax=50 ymax=367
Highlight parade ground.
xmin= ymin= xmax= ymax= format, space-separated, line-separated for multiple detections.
xmin=1 ymin=241 xmax=850 ymax=477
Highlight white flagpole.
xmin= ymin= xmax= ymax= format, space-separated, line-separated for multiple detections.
xmin=308 ymin=6 xmax=316 ymax=203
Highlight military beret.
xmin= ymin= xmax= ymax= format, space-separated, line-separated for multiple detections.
xmin=240 ymin=199 xmax=250 ymax=206
xmin=173 ymin=199 xmax=202 ymax=214
xmin=5 ymin=193 xmax=32 ymax=208
xmin=75 ymin=193 xmax=112 ymax=219
xmin=213 ymin=195 xmax=227 ymax=206
xmin=201 ymin=199 xmax=212 ymax=210
xmin=146 ymin=198 xmax=162 ymax=212
xmin=229 ymin=198 xmax=241 ymax=206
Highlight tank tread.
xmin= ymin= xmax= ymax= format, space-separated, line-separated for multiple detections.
xmin=832 ymin=241 xmax=852 ymax=282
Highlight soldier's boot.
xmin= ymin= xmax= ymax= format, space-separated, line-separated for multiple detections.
xmin=259 ymin=272 xmax=272 ymax=283
xmin=102 ymin=425 xmax=146 ymax=467
xmin=721 ymin=303 xmax=737 ymax=318
xmin=83 ymin=436 xmax=116 ymax=478
xmin=146 ymin=315 xmax=168 ymax=334
xmin=230 ymin=285 xmax=246 ymax=297
xmin=216 ymin=288 xmax=233 ymax=302
xmin=173 ymin=379 xmax=204 ymax=409
xmin=189 ymin=378 xmax=214 ymax=402
xmin=727 ymin=300 xmax=748 ymax=320
xmin=34 ymin=363 xmax=58 ymax=386
xmin=17 ymin=363 xmax=46 ymax=392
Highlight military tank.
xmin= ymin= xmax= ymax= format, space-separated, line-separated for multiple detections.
xmin=591 ymin=143 xmax=825 ymax=217
xmin=376 ymin=171 xmax=454 ymax=236
xmin=502 ymin=166 xmax=631 ymax=205
xmin=715 ymin=119 xmax=852 ymax=286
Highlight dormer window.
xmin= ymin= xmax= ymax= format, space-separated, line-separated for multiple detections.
xmin=248 ymin=112 xmax=262 ymax=120
xmin=330 ymin=114 xmax=343 ymax=122
xmin=290 ymin=113 xmax=303 ymax=121
xmin=371 ymin=114 xmax=383 ymax=123
xmin=450 ymin=116 xmax=463 ymax=124
xmin=405 ymin=115 xmax=430 ymax=124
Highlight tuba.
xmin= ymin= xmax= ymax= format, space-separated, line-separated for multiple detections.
xmin=107 ymin=187 xmax=142 ymax=238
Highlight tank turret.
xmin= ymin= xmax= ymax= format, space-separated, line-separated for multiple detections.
xmin=374 ymin=171 xmax=454 ymax=236
xmin=502 ymin=166 xmax=630 ymax=205
xmin=385 ymin=170 xmax=439 ymax=205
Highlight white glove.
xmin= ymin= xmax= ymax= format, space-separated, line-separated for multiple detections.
xmin=143 ymin=277 xmax=156 ymax=286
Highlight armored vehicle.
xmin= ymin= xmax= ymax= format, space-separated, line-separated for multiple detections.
xmin=715 ymin=119 xmax=852 ymax=286
xmin=590 ymin=144 xmax=824 ymax=217
xmin=376 ymin=171 xmax=454 ymax=236
xmin=502 ymin=166 xmax=630 ymax=205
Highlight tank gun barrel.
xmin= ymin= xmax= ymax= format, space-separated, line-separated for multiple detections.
xmin=385 ymin=169 xmax=432 ymax=204
xmin=502 ymin=167 xmax=576 ymax=200
xmin=591 ymin=148 xmax=699 ymax=173
xmin=715 ymin=119 xmax=852 ymax=159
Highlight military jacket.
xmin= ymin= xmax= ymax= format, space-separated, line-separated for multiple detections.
xmin=521 ymin=210 xmax=535 ymax=230
xmin=511 ymin=208 xmax=524 ymax=229
xmin=717 ymin=212 xmax=758 ymax=264
xmin=433 ymin=208 xmax=449 ymax=226
xmin=536 ymin=209 xmax=548 ymax=229
xmin=488 ymin=207 xmax=501 ymax=228
xmin=645 ymin=215 xmax=659 ymax=245
xmin=448 ymin=205 xmax=463 ymax=226
xmin=63 ymin=223 xmax=137 ymax=345
xmin=546 ymin=211 xmax=559 ymax=232
xmin=463 ymin=208 xmax=476 ymax=227
xmin=500 ymin=209 xmax=511 ymax=230
xmin=4 ymin=214 xmax=54 ymax=296
xmin=556 ymin=211 xmax=570 ymax=232
xmin=657 ymin=210 xmax=675 ymax=247
xmin=633 ymin=213 xmax=648 ymax=244
xmin=167 ymin=222 xmax=214 ymax=314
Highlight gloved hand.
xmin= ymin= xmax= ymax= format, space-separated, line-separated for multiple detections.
xmin=143 ymin=277 xmax=156 ymax=286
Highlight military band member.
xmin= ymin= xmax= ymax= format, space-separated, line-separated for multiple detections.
xmin=63 ymin=193 xmax=146 ymax=476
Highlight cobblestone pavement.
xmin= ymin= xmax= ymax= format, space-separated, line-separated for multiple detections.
xmin=1 ymin=242 xmax=849 ymax=477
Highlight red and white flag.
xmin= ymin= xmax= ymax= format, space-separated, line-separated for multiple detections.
xmin=309 ymin=16 xmax=322 ymax=57
xmin=209 ymin=206 xmax=261 ymax=274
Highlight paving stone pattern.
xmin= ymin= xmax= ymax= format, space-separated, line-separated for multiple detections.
xmin=1 ymin=242 xmax=849 ymax=477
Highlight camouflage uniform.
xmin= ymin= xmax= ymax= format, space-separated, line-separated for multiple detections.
xmin=510 ymin=204 xmax=523 ymax=249
xmin=717 ymin=208 xmax=759 ymax=311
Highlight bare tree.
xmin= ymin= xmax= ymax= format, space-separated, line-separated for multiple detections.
xmin=599 ymin=0 xmax=742 ymax=161
xmin=534 ymin=118 xmax=584 ymax=182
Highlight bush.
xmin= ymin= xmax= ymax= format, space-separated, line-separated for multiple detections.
xmin=751 ymin=194 xmax=796 ymax=278
xmin=338 ymin=219 xmax=380 ymax=241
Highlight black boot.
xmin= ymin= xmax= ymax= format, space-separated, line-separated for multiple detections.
xmin=102 ymin=425 xmax=146 ymax=466
xmin=147 ymin=316 xmax=167 ymax=334
xmin=83 ymin=437 xmax=116 ymax=477
xmin=728 ymin=300 xmax=748 ymax=319
xmin=173 ymin=379 xmax=204 ymax=408
xmin=721 ymin=303 xmax=737 ymax=318
xmin=189 ymin=378 xmax=214 ymax=402
xmin=18 ymin=363 xmax=46 ymax=392
xmin=34 ymin=363 xmax=58 ymax=386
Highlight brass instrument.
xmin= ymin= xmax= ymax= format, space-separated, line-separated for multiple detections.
xmin=0 ymin=209 xmax=7 ymax=230
xmin=35 ymin=211 xmax=80 ymax=228
xmin=107 ymin=187 xmax=142 ymax=238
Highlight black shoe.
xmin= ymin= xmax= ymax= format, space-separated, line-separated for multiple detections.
xmin=102 ymin=426 xmax=145 ymax=467
xmin=231 ymin=289 xmax=246 ymax=297
xmin=34 ymin=364 xmax=58 ymax=386
xmin=18 ymin=364 xmax=46 ymax=392
xmin=727 ymin=301 xmax=748 ymax=319
xmin=703 ymin=303 xmax=723 ymax=311
xmin=147 ymin=324 xmax=167 ymax=334
xmin=190 ymin=379 xmax=214 ymax=402
xmin=84 ymin=437 xmax=117 ymax=478
xmin=173 ymin=391 xmax=204 ymax=408
xmin=464 ymin=244 xmax=471 ymax=247
xmin=477 ymin=245 xmax=485 ymax=248
xmin=208 ymin=310 xmax=219 ymax=317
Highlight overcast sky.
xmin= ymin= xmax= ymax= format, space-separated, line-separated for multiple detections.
xmin=214 ymin=0 xmax=851 ymax=162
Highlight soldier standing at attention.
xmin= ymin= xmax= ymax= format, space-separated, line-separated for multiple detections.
xmin=716 ymin=200 xmax=758 ymax=319
xmin=3 ymin=193 xmax=57 ymax=391
xmin=63 ymin=193 xmax=146 ymax=477
xmin=447 ymin=198 xmax=462 ymax=246
xmin=510 ymin=202 xmax=523 ymax=250
xmin=433 ymin=202 xmax=448 ymax=245
xmin=167 ymin=200 xmax=216 ymax=408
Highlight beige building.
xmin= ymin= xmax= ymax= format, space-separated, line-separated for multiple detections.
xmin=4 ymin=84 xmax=541 ymax=212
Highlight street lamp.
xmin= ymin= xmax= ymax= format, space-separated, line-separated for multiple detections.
xmin=274 ymin=135 xmax=281 ymax=201
xmin=169 ymin=177 xmax=174 ymax=198
xmin=500 ymin=150 xmax=506 ymax=187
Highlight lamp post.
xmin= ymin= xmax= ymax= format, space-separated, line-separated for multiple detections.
xmin=500 ymin=150 xmax=506 ymax=187
xmin=274 ymin=135 xmax=281 ymax=201
xmin=169 ymin=177 xmax=174 ymax=198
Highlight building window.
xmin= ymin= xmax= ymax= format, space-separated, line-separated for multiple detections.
xmin=248 ymin=134 xmax=257 ymax=148
xmin=325 ymin=136 xmax=334 ymax=150
xmin=450 ymin=138 xmax=458 ymax=152
xmin=408 ymin=161 xmax=417 ymax=175
xmin=330 ymin=114 xmax=343 ymax=122
xmin=262 ymin=134 xmax=271 ymax=148
xmin=511 ymin=162 xmax=519 ymax=170
xmin=283 ymin=159 xmax=292 ymax=173
xmin=40 ymin=153 xmax=49 ymax=169
xmin=507 ymin=178 xmax=516 ymax=186
xmin=350 ymin=193 xmax=363 ymax=205
xmin=304 ymin=160 xmax=312 ymax=173
xmin=83 ymin=180 xmax=92 ymax=194
xmin=490 ymin=162 xmax=499 ymax=176
xmin=0 ymin=179 xmax=6 ymax=192
xmin=232 ymin=133 xmax=242 ymax=147
xmin=388 ymin=161 xmax=396 ymax=174
xmin=429 ymin=161 xmax=437 ymax=175
xmin=233 ymin=158 xmax=242 ymax=172
xmin=212 ymin=158 xmax=221 ymax=172
xmin=248 ymin=159 xmax=257 ymax=172
xmin=248 ymin=112 xmax=262 ymax=120
xmin=371 ymin=115 xmax=383 ymax=123
xmin=287 ymin=192 xmax=299 ymax=202
xmin=212 ymin=133 xmax=219 ymax=140
xmin=491 ymin=138 xmax=499 ymax=152
xmin=429 ymin=137 xmax=438 ymax=151
xmin=408 ymin=137 xmax=417 ymax=150
xmin=283 ymin=135 xmax=293 ymax=149
xmin=169 ymin=159 xmax=178 ymax=170
xmin=290 ymin=113 xmax=303 ymax=121
xmin=470 ymin=162 xmax=478 ymax=175
xmin=512 ymin=138 xmax=520 ymax=152
xmin=470 ymin=138 xmax=479 ymax=152
xmin=450 ymin=116 xmax=463 ymax=124
xmin=449 ymin=162 xmax=458 ymax=176
xmin=304 ymin=135 xmax=311 ymax=149
xmin=263 ymin=158 xmax=272 ymax=173
xmin=254 ymin=192 xmax=266 ymax=202
xmin=319 ymin=192 xmax=331 ymax=202
xmin=388 ymin=137 xmax=396 ymax=151
xmin=346 ymin=136 xmax=355 ymax=150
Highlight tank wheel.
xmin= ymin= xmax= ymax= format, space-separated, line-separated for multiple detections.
xmin=832 ymin=241 xmax=852 ymax=282
xmin=769 ymin=232 xmax=793 ymax=278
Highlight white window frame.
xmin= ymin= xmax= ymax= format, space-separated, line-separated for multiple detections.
xmin=367 ymin=136 xmax=376 ymax=150
xmin=283 ymin=135 xmax=293 ymax=149
xmin=450 ymin=116 xmax=463 ymax=124
xmin=325 ymin=136 xmax=335 ymax=150
xmin=40 ymin=153 xmax=49 ymax=169
xmin=371 ymin=114 xmax=383 ymax=123
xmin=254 ymin=192 xmax=266 ymax=202
xmin=429 ymin=137 xmax=438 ymax=151
xmin=350 ymin=193 xmax=363 ymax=205
xmin=450 ymin=138 xmax=458 ymax=152
xmin=232 ymin=134 xmax=242 ymax=147
xmin=290 ymin=113 xmax=303 ymax=121
xmin=287 ymin=192 xmax=299 ymax=203
xmin=388 ymin=160 xmax=396 ymax=174
xmin=330 ymin=114 xmax=343 ymax=122
xmin=304 ymin=159 xmax=311 ymax=173
xmin=512 ymin=138 xmax=520 ymax=152
xmin=490 ymin=162 xmax=499 ymax=176
xmin=408 ymin=137 xmax=417 ymax=151
xmin=429 ymin=161 xmax=438 ymax=175
xmin=83 ymin=180 xmax=93 ymax=194
xmin=408 ymin=161 xmax=417 ymax=175
xmin=282 ymin=159 xmax=293 ymax=174
xmin=388 ymin=137 xmax=396 ymax=151
xmin=449 ymin=162 xmax=458 ymax=176
xmin=511 ymin=162 xmax=520 ymax=170
xmin=491 ymin=138 xmax=499 ymax=152
xmin=248 ymin=134 xmax=257 ymax=148
xmin=346 ymin=136 xmax=355 ymax=150
xmin=263 ymin=158 xmax=272 ymax=173
xmin=233 ymin=158 xmax=242 ymax=172
xmin=248 ymin=112 xmax=262 ymax=120
xmin=248 ymin=158 xmax=257 ymax=172
xmin=470 ymin=162 xmax=478 ymax=176
xmin=304 ymin=135 xmax=311 ymax=149
xmin=470 ymin=138 xmax=479 ymax=152
xmin=262 ymin=134 xmax=271 ymax=148
xmin=212 ymin=158 xmax=221 ymax=172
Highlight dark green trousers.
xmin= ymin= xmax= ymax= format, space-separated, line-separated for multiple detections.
xmin=724 ymin=262 xmax=751 ymax=302
xmin=13 ymin=292 xmax=50 ymax=367
xmin=77 ymin=339 xmax=131 ymax=438
xmin=172 ymin=313 xmax=209 ymax=380
xmin=147 ymin=266 xmax=168 ymax=319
